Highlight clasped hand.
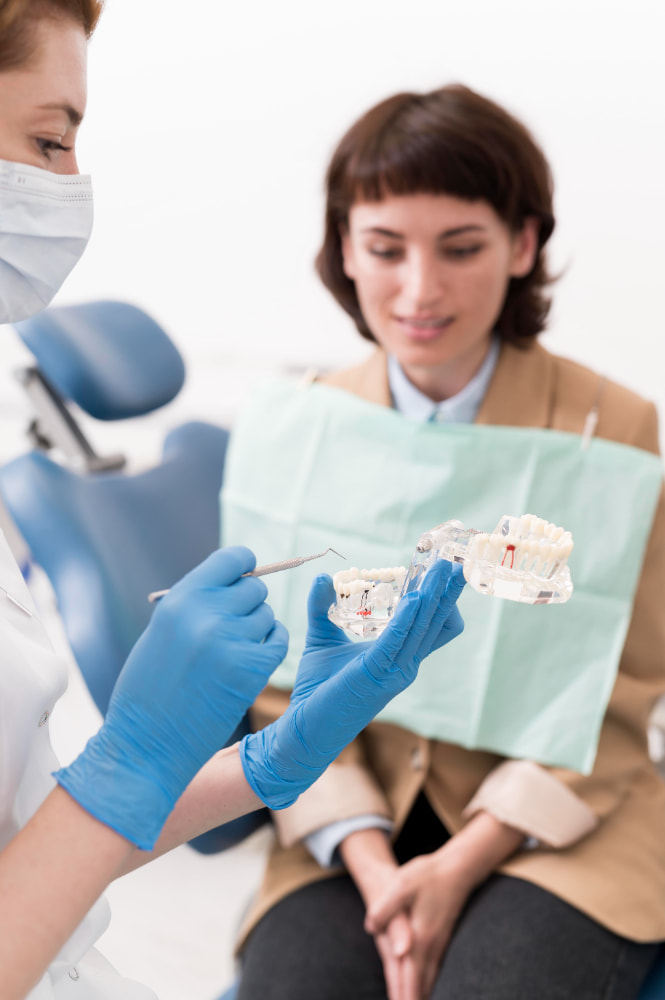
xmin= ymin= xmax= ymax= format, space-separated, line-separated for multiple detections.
xmin=364 ymin=849 xmax=474 ymax=1000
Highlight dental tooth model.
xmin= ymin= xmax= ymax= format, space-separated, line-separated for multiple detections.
xmin=328 ymin=566 xmax=408 ymax=639
xmin=328 ymin=514 xmax=574 ymax=640
xmin=407 ymin=514 xmax=573 ymax=605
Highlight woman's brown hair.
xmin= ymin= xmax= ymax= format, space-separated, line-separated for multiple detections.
xmin=316 ymin=84 xmax=556 ymax=347
xmin=0 ymin=0 xmax=103 ymax=70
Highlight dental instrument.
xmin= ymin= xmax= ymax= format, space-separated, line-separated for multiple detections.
xmin=328 ymin=514 xmax=574 ymax=639
xmin=147 ymin=547 xmax=346 ymax=603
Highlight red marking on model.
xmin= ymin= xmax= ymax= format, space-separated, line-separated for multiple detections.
xmin=357 ymin=608 xmax=372 ymax=616
xmin=501 ymin=544 xmax=516 ymax=568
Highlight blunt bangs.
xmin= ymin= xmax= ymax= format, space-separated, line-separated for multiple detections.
xmin=318 ymin=85 xmax=556 ymax=347
xmin=331 ymin=90 xmax=551 ymax=238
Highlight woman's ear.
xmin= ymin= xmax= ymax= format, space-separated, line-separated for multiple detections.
xmin=509 ymin=216 xmax=540 ymax=278
xmin=340 ymin=226 xmax=357 ymax=281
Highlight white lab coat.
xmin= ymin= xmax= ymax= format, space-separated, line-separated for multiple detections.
xmin=0 ymin=530 xmax=157 ymax=999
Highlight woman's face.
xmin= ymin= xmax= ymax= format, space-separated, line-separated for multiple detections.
xmin=341 ymin=192 xmax=538 ymax=401
xmin=0 ymin=15 xmax=87 ymax=174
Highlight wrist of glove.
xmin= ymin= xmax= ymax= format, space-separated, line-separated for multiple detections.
xmin=55 ymin=546 xmax=288 ymax=848
xmin=54 ymin=714 xmax=186 ymax=850
xmin=241 ymin=559 xmax=465 ymax=810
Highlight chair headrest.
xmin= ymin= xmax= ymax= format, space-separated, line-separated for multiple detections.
xmin=14 ymin=300 xmax=186 ymax=420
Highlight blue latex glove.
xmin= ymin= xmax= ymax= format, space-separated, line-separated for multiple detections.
xmin=240 ymin=559 xmax=465 ymax=809
xmin=55 ymin=546 xmax=288 ymax=849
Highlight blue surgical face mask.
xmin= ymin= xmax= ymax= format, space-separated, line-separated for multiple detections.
xmin=0 ymin=158 xmax=93 ymax=324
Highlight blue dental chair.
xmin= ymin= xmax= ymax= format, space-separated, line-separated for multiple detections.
xmin=0 ymin=299 xmax=269 ymax=853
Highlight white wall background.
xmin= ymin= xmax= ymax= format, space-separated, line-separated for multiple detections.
xmin=1 ymin=3 xmax=665 ymax=997
xmin=33 ymin=0 xmax=664 ymax=434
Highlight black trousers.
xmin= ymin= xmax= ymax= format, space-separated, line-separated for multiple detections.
xmin=238 ymin=795 xmax=660 ymax=999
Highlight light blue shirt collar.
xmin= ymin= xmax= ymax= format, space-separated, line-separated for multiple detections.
xmin=387 ymin=337 xmax=500 ymax=424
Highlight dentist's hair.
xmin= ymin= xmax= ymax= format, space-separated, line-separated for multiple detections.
xmin=315 ymin=84 xmax=555 ymax=348
xmin=0 ymin=0 xmax=103 ymax=70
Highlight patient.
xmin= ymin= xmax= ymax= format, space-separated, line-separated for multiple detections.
xmin=229 ymin=85 xmax=665 ymax=999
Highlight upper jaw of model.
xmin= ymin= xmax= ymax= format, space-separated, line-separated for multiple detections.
xmin=463 ymin=514 xmax=573 ymax=580
xmin=410 ymin=513 xmax=574 ymax=605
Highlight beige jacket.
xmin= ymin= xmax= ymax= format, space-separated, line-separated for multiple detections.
xmin=241 ymin=340 xmax=665 ymax=946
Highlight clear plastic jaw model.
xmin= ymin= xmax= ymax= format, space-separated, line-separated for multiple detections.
xmin=328 ymin=566 xmax=408 ymax=640
xmin=328 ymin=514 xmax=573 ymax=641
xmin=404 ymin=514 xmax=573 ymax=605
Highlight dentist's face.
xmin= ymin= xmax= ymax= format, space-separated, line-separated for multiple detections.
xmin=0 ymin=15 xmax=87 ymax=174
xmin=341 ymin=192 xmax=537 ymax=401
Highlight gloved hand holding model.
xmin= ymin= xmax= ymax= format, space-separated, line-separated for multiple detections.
xmin=55 ymin=546 xmax=289 ymax=849
xmin=56 ymin=549 xmax=464 ymax=847
xmin=240 ymin=559 xmax=465 ymax=809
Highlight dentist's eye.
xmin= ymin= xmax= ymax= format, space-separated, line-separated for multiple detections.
xmin=36 ymin=138 xmax=72 ymax=159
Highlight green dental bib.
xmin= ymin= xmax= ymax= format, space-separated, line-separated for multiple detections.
xmin=221 ymin=378 xmax=662 ymax=774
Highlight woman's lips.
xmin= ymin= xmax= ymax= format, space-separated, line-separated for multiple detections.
xmin=395 ymin=315 xmax=454 ymax=341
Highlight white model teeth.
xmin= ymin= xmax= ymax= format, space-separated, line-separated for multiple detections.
xmin=468 ymin=533 xmax=489 ymax=562
xmin=531 ymin=518 xmax=545 ymax=538
xmin=466 ymin=514 xmax=573 ymax=577
xmin=333 ymin=566 xmax=407 ymax=597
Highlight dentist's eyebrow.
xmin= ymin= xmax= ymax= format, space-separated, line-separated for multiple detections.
xmin=37 ymin=103 xmax=83 ymax=127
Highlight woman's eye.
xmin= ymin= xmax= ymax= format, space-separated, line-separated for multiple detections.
xmin=35 ymin=138 xmax=71 ymax=159
xmin=444 ymin=245 xmax=483 ymax=260
xmin=368 ymin=247 xmax=402 ymax=260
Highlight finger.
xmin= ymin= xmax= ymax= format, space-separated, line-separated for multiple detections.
xmin=393 ymin=954 xmax=409 ymax=1000
xmin=364 ymin=564 xmax=453 ymax=684
xmin=363 ymin=592 xmax=421 ymax=681
xmin=216 ymin=574 xmax=269 ymax=616
xmin=395 ymin=559 xmax=458 ymax=664
xmin=428 ymin=605 xmax=465 ymax=653
xmin=412 ymin=912 xmax=451 ymax=1000
xmin=413 ymin=562 xmax=466 ymax=659
xmin=177 ymin=545 xmax=257 ymax=590
xmin=305 ymin=574 xmax=350 ymax=647
xmin=376 ymin=932 xmax=402 ymax=1000
xmin=420 ymin=932 xmax=448 ymax=1000
xmin=401 ymin=953 xmax=419 ymax=1000
xmin=225 ymin=600 xmax=276 ymax=642
xmin=387 ymin=560 xmax=464 ymax=673
xmin=422 ymin=955 xmax=439 ymax=1000
xmin=425 ymin=561 xmax=465 ymax=631
xmin=261 ymin=620 xmax=290 ymax=666
xmin=366 ymin=881 xmax=414 ymax=933
xmin=387 ymin=912 xmax=412 ymax=959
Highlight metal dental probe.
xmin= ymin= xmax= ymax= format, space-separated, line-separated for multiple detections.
xmin=147 ymin=547 xmax=346 ymax=603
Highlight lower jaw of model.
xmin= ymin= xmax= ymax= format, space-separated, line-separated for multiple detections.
xmin=328 ymin=566 xmax=407 ymax=638
xmin=327 ymin=514 xmax=574 ymax=641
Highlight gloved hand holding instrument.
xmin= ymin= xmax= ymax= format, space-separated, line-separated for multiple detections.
xmin=56 ymin=547 xmax=464 ymax=848
xmin=55 ymin=546 xmax=289 ymax=849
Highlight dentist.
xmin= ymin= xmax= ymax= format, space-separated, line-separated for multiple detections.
xmin=0 ymin=2 xmax=466 ymax=998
